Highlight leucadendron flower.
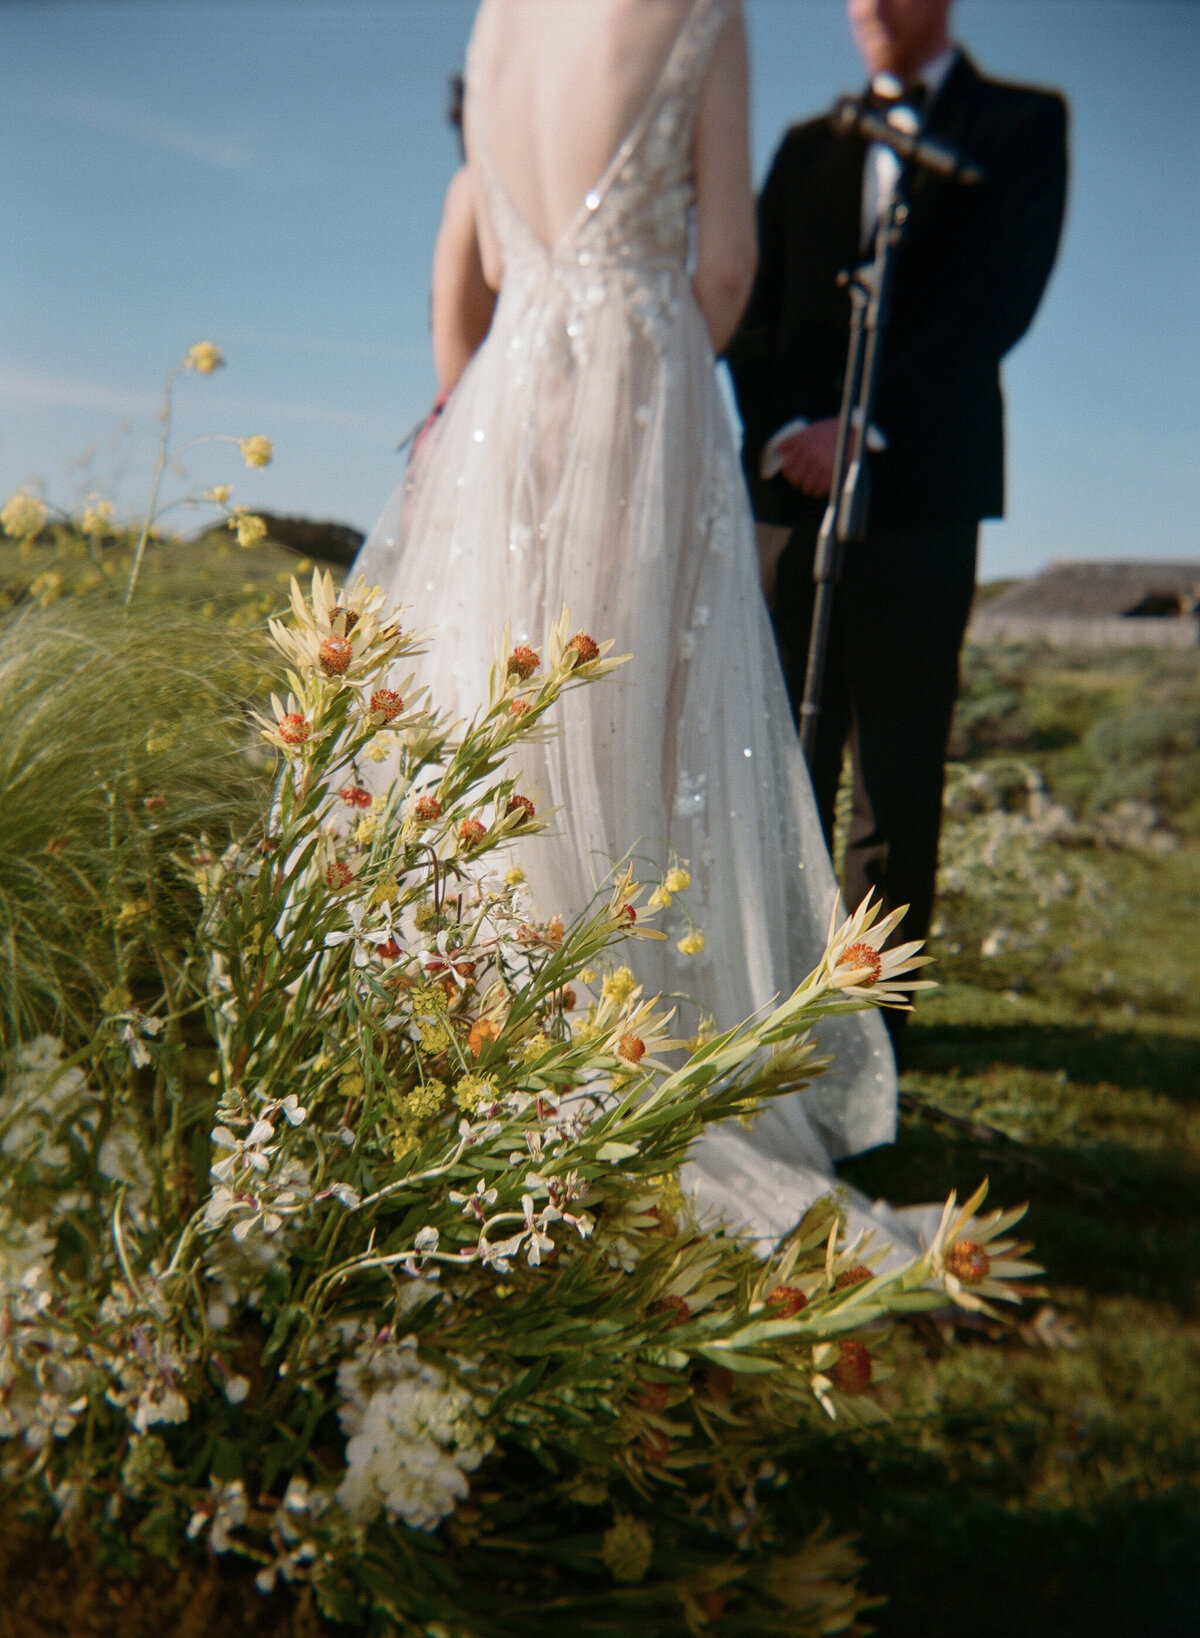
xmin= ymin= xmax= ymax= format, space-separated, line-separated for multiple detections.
xmin=819 ymin=893 xmax=934 ymax=1006
xmin=267 ymin=569 xmax=404 ymax=690
xmin=927 ymin=1181 xmax=1044 ymax=1316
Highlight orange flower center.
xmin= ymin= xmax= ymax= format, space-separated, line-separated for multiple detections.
xmin=279 ymin=713 xmax=310 ymax=745
xmin=506 ymin=646 xmax=539 ymax=680
xmin=618 ymin=1034 xmax=646 ymax=1063
xmin=834 ymin=1265 xmax=873 ymax=1291
xmin=369 ymin=688 xmax=403 ymax=721
xmin=318 ymin=634 xmax=353 ymax=676
xmin=831 ymin=1338 xmax=872 ymax=1394
xmin=947 ymin=1240 xmax=992 ymax=1285
xmin=569 ymin=631 xmax=600 ymax=664
xmin=766 ymin=1285 xmax=808 ymax=1318
xmin=840 ymin=942 xmax=883 ymax=984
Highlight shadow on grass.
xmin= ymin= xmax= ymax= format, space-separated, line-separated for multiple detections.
xmin=907 ymin=1019 xmax=1200 ymax=1102
xmin=863 ymin=1488 xmax=1197 ymax=1638
xmin=778 ymin=1438 xmax=1200 ymax=1638
xmin=839 ymin=1110 xmax=1200 ymax=1312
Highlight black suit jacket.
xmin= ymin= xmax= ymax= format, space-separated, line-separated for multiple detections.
xmin=726 ymin=53 xmax=1068 ymax=530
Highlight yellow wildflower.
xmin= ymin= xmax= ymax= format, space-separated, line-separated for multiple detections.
xmin=205 ymin=484 xmax=232 ymax=505
xmin=579 ymin=967 xmax=597 ymax=986
xmin=81 ymin=498 xmax=113 ymax=535
xmin=366 ymin=741 xmax=391 ymax=763
xmin=647 ymin=885 xmax=671 ymax=911
xmin=1 ymin=491 xmax=46 ymax=541
xmin=354 ymin=816 xmax=379 ymax=847
xmin=186 ymin=341 xmax=224 ymax=375
xmin=601 ymin=1516 xmax=653 ymax=1584
xmin=602 ymin=966 xmax=637 ymax=1005
xmin=368 ymin=875 xmax=400 ymax=910
xmin=417 ymin=1018 xmax=452 ymax=1055
xmin=239 ymin=435 xmax=273 ymax=469
xmin=229 ymin=512 xmax=268 ymax=549
xmin=402 ymin=1079 xmax=447 ymax=1124
xmin=521 ymin=1032 xmax=551 ymax=1061
xmin=504 ymin=865 xmax=526 ymax=887
xmin=665 ymin=865 xmax=691 ymax=894
xmin=29 ymin=570 xmax=65 ymax=607
xmin=454 ymin=1073 xmax=498 ymax=1116
xmin=677 ymin=931 xmax=705 ymax=957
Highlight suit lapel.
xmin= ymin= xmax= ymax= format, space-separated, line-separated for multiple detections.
xmin=815 ymin=118 xmax=868 ymax=273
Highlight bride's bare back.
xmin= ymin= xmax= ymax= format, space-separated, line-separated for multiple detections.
xmin=469 ymin=0 xmax=694 ymax=249
xmin=466 ymin=0 xmax=755 ymax=351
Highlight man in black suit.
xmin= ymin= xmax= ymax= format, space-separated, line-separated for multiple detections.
xmin=727 ymin=0 xmax=1067 ymax=1038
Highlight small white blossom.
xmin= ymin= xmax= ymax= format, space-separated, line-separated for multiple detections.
xmin=334 ymin=1336 xmax=492 ymax=1530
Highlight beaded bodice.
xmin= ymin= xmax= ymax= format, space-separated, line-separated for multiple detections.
xmin=467 ymin=0 xmax=730 ymax=362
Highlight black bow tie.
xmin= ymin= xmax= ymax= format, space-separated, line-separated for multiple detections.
xmin=867 ymin=78 xmax=928 ymax=118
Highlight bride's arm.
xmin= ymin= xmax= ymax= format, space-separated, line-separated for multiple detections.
xmin=691 ymin=3 xmax=758 ymax=356
xmin=431 ymin=166 xmax=499 ymax=393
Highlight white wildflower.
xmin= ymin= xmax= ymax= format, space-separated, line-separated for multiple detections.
xmin=334 ymin=1335 xmax=492 ymax=1530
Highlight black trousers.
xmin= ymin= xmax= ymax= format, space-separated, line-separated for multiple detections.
xmin=772 ymin=517 xmax=978 ymax=962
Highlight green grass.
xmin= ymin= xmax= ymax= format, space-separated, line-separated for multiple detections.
xmin=828 ymin=642 xmax=1200 ymax=1638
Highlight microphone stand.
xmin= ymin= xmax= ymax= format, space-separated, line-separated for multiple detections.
xmin=797 ymin=99 xmax=982 ymax=767
xmin=797 ymin=190 xmax=906 ymax=763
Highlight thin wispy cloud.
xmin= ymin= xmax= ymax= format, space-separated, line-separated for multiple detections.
xmin=0 ymin=86 xmax=320 ymax=189
xmin=220 ymin=327 xmax=430 ymax=366
xmin=0 ymin=365 xmax=154 ymax=416
xmin=0 ymin=364 xmax=397 ymax=440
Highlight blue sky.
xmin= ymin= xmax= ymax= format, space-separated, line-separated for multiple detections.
xmin=1 ymin=0 xmax=1197 ymax=578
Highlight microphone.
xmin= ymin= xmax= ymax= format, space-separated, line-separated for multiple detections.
xmin=832 ymin=95 xmax=984 ymax=184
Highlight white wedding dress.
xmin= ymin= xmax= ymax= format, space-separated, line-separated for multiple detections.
xmin=356 ymin=0 xmax=916 ymax=1254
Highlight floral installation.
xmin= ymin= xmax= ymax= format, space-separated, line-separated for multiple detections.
xmin=0 ymin=570 xmax=1040 ymax=1636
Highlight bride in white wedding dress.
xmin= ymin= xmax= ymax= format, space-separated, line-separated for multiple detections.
xmin=355 ymin=0 xmax=916 ymax=1252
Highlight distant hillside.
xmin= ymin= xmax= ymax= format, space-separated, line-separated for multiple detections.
xmin=195 ymin=513 xmax=364 ymax=568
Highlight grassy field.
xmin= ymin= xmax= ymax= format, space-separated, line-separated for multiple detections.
xmin=1 ymin=533 xmax=1197 ymax=1634
xmin=832 ymin=640 xmax=1200 ymax=1638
